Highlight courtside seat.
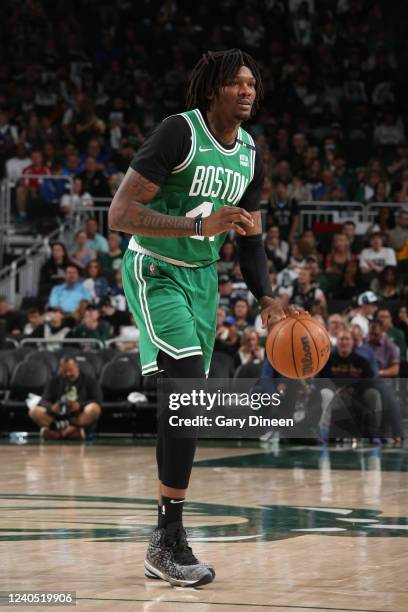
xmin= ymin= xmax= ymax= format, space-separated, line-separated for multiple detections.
xmin=75 ymin=355 xmax=98 ymax=379
xmin=100 ymin=356 xmax=142 ymax=403
xmin=0 ymin=361 xmax=9 ymax=391
xmin=25 ymin=350 xmax=59 ymax=375
xmin=0 ymin=350 xmax=18 ymax=378
xmin=8 ymin=360 xmax=51 ymax=401
xmin=83 ymin=351 xmax=105 ymax=377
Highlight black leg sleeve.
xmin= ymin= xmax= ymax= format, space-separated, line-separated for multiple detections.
xmin=156 ymin=352 xmax=206 ymax=489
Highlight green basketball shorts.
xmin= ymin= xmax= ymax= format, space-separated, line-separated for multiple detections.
xmin=121 ymin=249 xmax=218 ymax=376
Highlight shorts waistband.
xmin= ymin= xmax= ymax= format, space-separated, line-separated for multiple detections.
xmin=127 ymin=237 xmax=198 ymax=268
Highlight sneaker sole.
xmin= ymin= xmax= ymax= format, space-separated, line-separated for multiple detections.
xmin=145 ymin=566 xmax=215 ymax=580
xmin=144 ymin=560 xmax=214 ymax=587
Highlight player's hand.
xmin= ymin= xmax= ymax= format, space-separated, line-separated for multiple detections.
xmin=259 ymin=296 xmax=286 ymax=329
xmin=284 ymin=305 xmax=310 ymax=317
xmin=202 ymin=206 xmax=254 ymax=237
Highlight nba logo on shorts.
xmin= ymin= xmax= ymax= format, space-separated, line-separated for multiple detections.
xmin=149 ymin=262 xmax=156 ymax=275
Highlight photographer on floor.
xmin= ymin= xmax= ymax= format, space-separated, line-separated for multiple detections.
xmin=29 ymin=356 xmax=102 ymax=440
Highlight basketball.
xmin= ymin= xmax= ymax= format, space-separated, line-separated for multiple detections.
xmin=266 ymin=315 xmax=331 ymax=379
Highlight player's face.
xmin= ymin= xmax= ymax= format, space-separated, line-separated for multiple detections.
xmin=215 ymin=65 xmax=257 ymax=122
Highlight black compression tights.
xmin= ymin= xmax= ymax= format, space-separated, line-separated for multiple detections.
xmin=156 ymin=352 xmax=206 ymax=490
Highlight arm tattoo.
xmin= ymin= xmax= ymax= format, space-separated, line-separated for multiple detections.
xmin=108 ymin=169 xmax=195 ymax=237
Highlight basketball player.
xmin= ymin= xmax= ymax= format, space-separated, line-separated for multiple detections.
xmin=109 ymin=49 xmax=287 ymax=587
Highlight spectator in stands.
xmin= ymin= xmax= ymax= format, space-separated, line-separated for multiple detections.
xmin=60 ymin=177 xmax=93 ymax=215
xmin=23 ymin=308 xmax=44 ymax=336
xmin=283 ymin=268 xmax=327 ymax=315
xmin=234 ymin=327 xmax=264 ymax=369
xmin=70 ymin=230 xmax=96 ymax=270
xmin=5 ymin=142 xmax=31 ymax=184
xmin=370 ymin=266 xmax=401 ymax=300
xmin=82 ymin=259 xmax=110 ymax=302
xmin=30 ymin=306 xmax=72 ymax=344
xmin=100 ymin=296 xmax=131 ymax=336
xmin=350 ymin=291 xmax=379 ymax=337
xmin=325 ymin=233 xmax=354 ymax=276
xmin=264 ymin=225 xmax=289 ymax=270
xmin=77 ymin=156 xmax=110 ymax=198
xmin=98 ymin=231 xmax=123 ymax=275
xmin=333 ymin=260 xmax=360 ymax=300
xmin=270 ymin=182 xmax=299 ymax=244
xmin=85 ymin=218 xmax=108 ymax=254
xmin=49 ymin=264 xmax=91 ymax=314
xmin=108 ymin=268 xmax=127 ymax=311
xmin=318 ymin=329 xmax=381 ymax=443
xmin=341 ymin=221 xmax=363 ymax=255
xmin=387 ymin=207 xmax=408 ymax=252
xmin=217 ymin=241 xmax=237 ymax=275
xmin=367 ymin=320 xmax=403 ymax=445
xmin=39 ymin=242 xmax=72 ymax=296
xmin=351 ymin=324 xmax=379 ymax=375
xmin=327 ymin=314 xmax=347 ymax=347
xmin=232 ymin=299 xmax=252 ymax=334
xmin=218 ymin=275 xmax=234 ymax=313
xmin=396 ymin=306 xmax=408 ymax=344
xmin=376 ymin=308 xmax=406 ymax=358
xmin=214 ymin=315 xmax=240 ymax=358
xmin=29 ymin=356 xmax=102 ymax=440
xmin=15 ymin=149 xmax=51 ymax=223
xmin=365 ymin=206 xmax=395 ymax=235
xmin=69 ymin=305 xmax=112 ymax=343
xmin=359 ymin=232 xmax=397 ymax=284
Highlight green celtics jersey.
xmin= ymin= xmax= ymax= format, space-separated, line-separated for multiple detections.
xmin=131 ymin=109 xmax=256 ymax=267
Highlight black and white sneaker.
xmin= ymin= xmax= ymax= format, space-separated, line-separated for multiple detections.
xmin=144 ymin=526 xmax=215 ymax=587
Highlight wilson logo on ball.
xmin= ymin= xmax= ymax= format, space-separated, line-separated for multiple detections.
xmin=300 ymin=335 xmax=313 ymax=376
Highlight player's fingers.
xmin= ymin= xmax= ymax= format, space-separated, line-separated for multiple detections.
xmin=230 ymin=222 xmax=246 ymax=235
xmin=223 ymin=207 xmax=254 ymax=225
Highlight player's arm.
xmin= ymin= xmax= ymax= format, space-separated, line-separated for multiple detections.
xmin=108 ymin=116 xmax=254 ymax=237
xmin=235 ymin=149 xmax=285 ymax=327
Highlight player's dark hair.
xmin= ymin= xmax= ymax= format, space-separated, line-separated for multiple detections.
xmin=186 ymin=48 xmax=264 ymax=113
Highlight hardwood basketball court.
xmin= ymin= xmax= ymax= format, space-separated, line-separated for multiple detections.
xmin=0 ymin=441 xmax=407 ymax=611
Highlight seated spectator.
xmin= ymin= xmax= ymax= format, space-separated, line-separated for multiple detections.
xmin=70 ymin=230 xmax=96 ymax=270
xmin=5 ymin=142 xmax=31 ymax=184
xmin=359 ymin=232 xmax=397 ymax=284
xmin=376 ymin=308 xmax=406 ymax=359
xmin=232 ymin=299 xmax=252 ymax=334
xmin=234 ymin=327 xmax=264 ymax=369
xmin=387 ymin=207 xmax=408 ymax=252
xmin=230 ymin=263 xmax=253 ymax=305
xmin=78 ymin=156 xmax=110 ymax=198
xmin=287 ymin=241 xmax=307 ymax=273
xmin=283 ymin=268 xmax=327 ymax=315
xmin=325 ymin=233 xmax=354 ymax=275
xmin=82 ymin=259 xmax=110 ymax=302
xmin=0 ymin=296 xmax=25 ymax=336
xmin=327 ymin=313 xmax=347 ymax=347
xmin=60 ymin=177 xmax=93 ymax=215
xmin=318 ymin=330 xmax=381 ymax=443
xmin=214 ymin=315 xmax=240 ymax=357
xmin=264 ymin=225 xmax=289 ymax=270
xmin=367 ymin=320 xmax=403 ymax=444
xmin=365 ymin=206 xmax=394 ymax=235
xmin=30 ymin=307 xmax=72 ymax=344
xmin=218 ymin=275 xmax=234 ymax=313
xmin=333 ymin=260 xmax=360 ymax=300
xmin=370 ymin=266 xmax=401 ymax=300
xmin=341 ymin=220 xmax=363 ymax=255
xmin=397 ymin=307 xmax=408 ymax=345
xmin=23 ymin=308 xmax=44 ymax=336
xmin=269 ymin=182 xmax=299 ymax=244
xmin=100 ymin=296 xmax=131 ymax=336
xmin=98 ymin=231 xmax=123 ymax=275
xmin=15 ymin=149 xmax=50 ymax=223
xmin=29 ymin=356 xmax=102 ymax=440
xmin=39 ymin=241 xmax=72 ymax=296
xmin=85 ymin=218 xmax=109 ymax=254
xmin=217 ymin=241 xmax=237 ymax=275
xmin=49 ymin=265 xmax=91 ymax=314
xmin=69 ymin=305 xmax=112 ymax=343
xmin=350 ymin=291 xmax=379 ymax=337
xmin=351 ymin=324 xmax=379 ymax=375
xmin=109 ymin=268 xmax=127 ymax=311
xmin=40 ymin=162 xmax=69 ymax=207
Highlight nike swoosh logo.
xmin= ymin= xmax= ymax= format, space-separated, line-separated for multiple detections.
xmin=199 ymin=146 xmax=213 ymax=152
xmin=170 ymin=499 xmax=185 ymax=504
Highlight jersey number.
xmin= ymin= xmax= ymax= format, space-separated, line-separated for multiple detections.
xmin=186 ymin=202 xmax=215 ymax=241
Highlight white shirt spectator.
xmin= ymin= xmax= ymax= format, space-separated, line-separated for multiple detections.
xmin=6 ymin=155 xmax=31 ymax=183
xmin=350 ymin=313 xmax=370 ymax=338
xmin=359 ymin=247 xmax=397 ymax=270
